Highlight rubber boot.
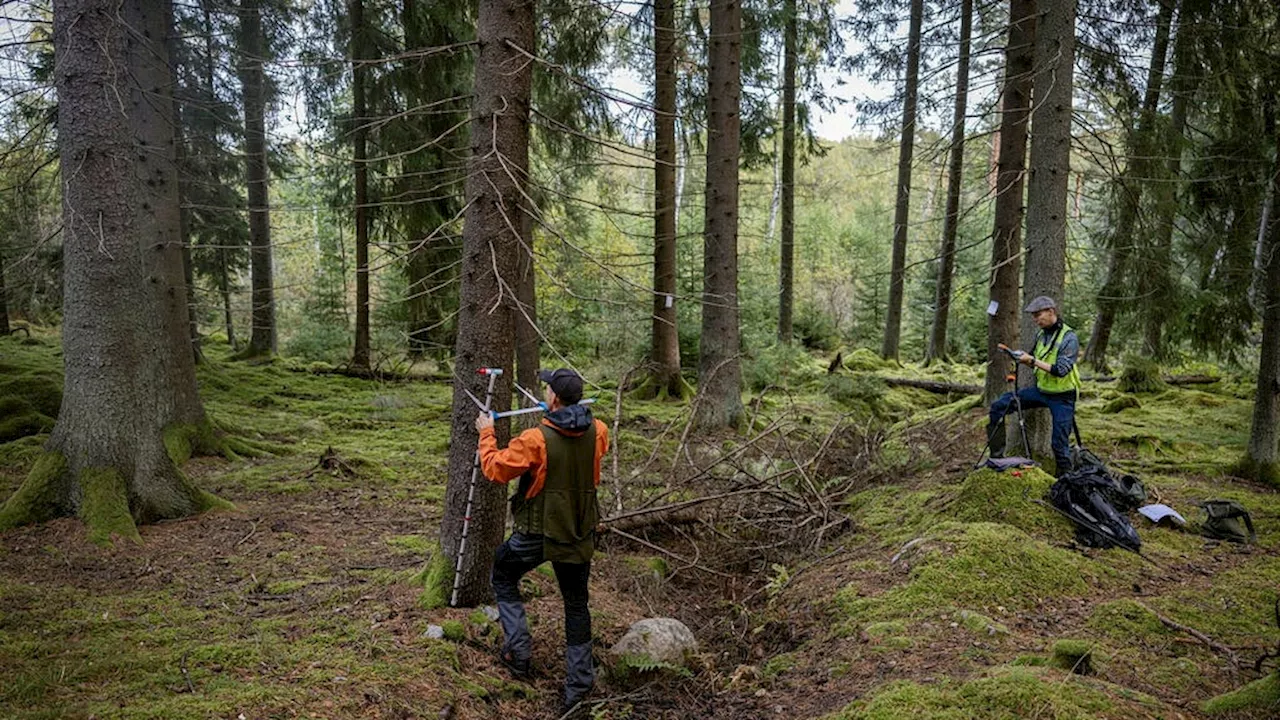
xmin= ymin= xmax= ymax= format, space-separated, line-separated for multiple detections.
xmin=560 ymin=642 xmax=595 ymax=715
xmin=497 ymin=600 xmax=531 ymax=679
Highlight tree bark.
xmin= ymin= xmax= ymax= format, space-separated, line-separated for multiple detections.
xmin=778 ymin=0 xmax=797 ymax=344
xmin=239 ymin=0 xmax=274 ymax=356
xmin=1084 ymin=0 xmax=1173 ymax=372
xmin=882 ymin=0 xmax=923 ymax=360
xmin=172 ymin=89 xmax=201 ymax=364
xmin=1 ymin=0 xmax=222 ymax=542
xmin=0 ymin=208 xmax=10 ymax=336
xmin=438 ymin=0 xmax=533 ymax=607
xmin=926 ymin=0 xmax=973 ymax=364
xmin=984 ymin=0 xmax=1035 ymax=406
xmin=1015 ymin=0 xmax=1075 ymax=464
xmin=351 ymin=0 xmax=371 ymax=370
xmin=1244 ymin=135 xmax=1280 ymax=485
xmin=514 ymin=199 xmax=540 ymax=396
xmin=646 ymin=0 xmax=683 ymax=398
xmin=696 ymin=0 xmax=745 ymax=429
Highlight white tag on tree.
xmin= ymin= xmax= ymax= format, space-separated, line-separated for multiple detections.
xmin=665 ymin=294 xmax=674 ymax=308
xmin=986 ymin=300 xmax=999 ymax=316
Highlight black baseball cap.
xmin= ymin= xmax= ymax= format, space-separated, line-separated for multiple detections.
xmin=537 ymin=368 xmax=583 ymax=404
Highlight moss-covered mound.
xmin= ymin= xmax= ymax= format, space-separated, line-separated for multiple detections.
xmin=951 ymin=467 xmax=1064 ymax=537
xmin=0 ymin=369 xmax=61 ymax=442
xmin=837 ymin=522 xmax=1113 ymax=622
xmin=1204 ymin=672 xmax=1280 ymax=715
xmin=824 ymin=666 xmax=1130 ymax=719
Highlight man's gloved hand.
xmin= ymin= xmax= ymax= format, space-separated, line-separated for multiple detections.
xmin=476 ymin=412 xmax=494 ymax=433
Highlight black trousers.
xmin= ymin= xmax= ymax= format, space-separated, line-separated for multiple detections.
xmin=492 ymin=532 xmax=592 ymax=647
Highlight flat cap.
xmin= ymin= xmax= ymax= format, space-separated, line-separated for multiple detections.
xmin=1023 ymin=295 xmax=1057 ymax=313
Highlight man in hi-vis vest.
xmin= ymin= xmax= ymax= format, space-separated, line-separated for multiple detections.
xmin=987 ymin=296 xmax=1082 ymax=476
xmin=475 ymin=368 xmax=608 ymax=716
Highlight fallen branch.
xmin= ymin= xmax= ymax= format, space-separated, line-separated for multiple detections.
xmin=608 ymin=527 xmax=734 ymax=579
xmin=1135 ymin=600 xmax=1240 ymax=670
xmin=882 ymin=377 xmax=982 ymax=395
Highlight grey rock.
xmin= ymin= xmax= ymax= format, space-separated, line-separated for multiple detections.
xmin=610 ymin=618 xmax=698 ymax=666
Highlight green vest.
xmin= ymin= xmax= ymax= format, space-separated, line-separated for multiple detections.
xmin=511 ymin=423 xmax=598 ymax=563
xmin=1034 ymin=323 xmax=1081 ymax=395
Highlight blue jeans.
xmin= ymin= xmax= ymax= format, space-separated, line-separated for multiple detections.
xmin=987 ymin=385 xmax=1076 ymax=475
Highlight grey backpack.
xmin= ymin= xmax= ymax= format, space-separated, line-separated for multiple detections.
xmin=1199 ymin=500 xmax=1256 ymax=544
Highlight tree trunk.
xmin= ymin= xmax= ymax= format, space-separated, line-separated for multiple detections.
xmin=514 ymin=200 xmax=540 ymax=396
xmin=1144 ymin=0 xmax=1192 ymax=359
xmin=926 ymin=0 xmax=973 ymax=364
xmin=2 ymin=0 xmax=223 ymax=542
xmin=1243 ymin=137 xmax=1280 ymax=485
xmin=1016 ymin=0 xmax=1075 ymax=464
xmin=984 ymin=0 xmax=1035 ymax=406
xmin=1084 ymin=0 xmax=1173 ymax=372
xmin=172 ymin=74 xmax=201 ymax=364
xmin=0 ymin=236 xmax=8 ymax=336
xmin=696 ymin=0 xmax=745 ymax=429
xmin=778 ymin=0 xmax=797 ymax=344
xmin=239 ymin=0 xmax=274 ymax=356
xmin=882 ymin=0 xmax=923 ymax=360
xmin=438 ymin=0 xmax=533 ymax=607
xmin=351 ymin=0 xmax=371 ymax=370
xmin=220 ymin=248 xmax=235 ymax=349
xmin=646 ymin=0 xmax=683 ymax=398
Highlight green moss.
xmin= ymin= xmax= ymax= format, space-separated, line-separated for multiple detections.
xmin=1 ymin=452 xmax=66 ymax=531
xmin=386 ymin=534 xmax=433 ymax=555
xmin=415 ymin=547 xmax=454 ymax=609
xmin=1049 ymin=640 xmax=1105 ymax=674
xmin=845 ymin=348 xmax=894 ymax=372
xmin=440 ymin=620 xmax=466 ymax=642
xmin=951 ymin=467 xmax=1062 ymax=536
xmin=78 ymin=468 xmax=141 ymax=546
xmin=862 ymin=621 xmax=913 ymax=649
xmin=837 ymin=523 xmax=1110 ymax=622
xmin=1118 ymin=356 xmax=1167 ymax=394
xmin=824 ymin=666 xmax=1116 ymax=719
xmin=954 ymin=609 xmax=1009 ymax=637
xmin=761 ymin=652 xmax=798 ymax=679
xmin=1203 ymin=672 xmax=1280 ymax=714
xmin=1084 ymin=599 xmax=1167 ymax=642
xmin=0 ymin=397 xmax=54 ymax=443
xmin=842 ymin=485 xmax=941 ymax=545
xmin=1230 ymin=454 xmax=1280 ymax=487
xmin=1101 ymin=395 xmax=1141 ymax=414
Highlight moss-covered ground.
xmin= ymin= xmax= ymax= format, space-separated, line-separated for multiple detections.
xmin=2 ymin=331 xmax=1278 ymax=719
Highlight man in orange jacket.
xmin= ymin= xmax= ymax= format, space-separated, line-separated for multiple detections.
xmin=475 ymin=368 xmax=608 ymax=716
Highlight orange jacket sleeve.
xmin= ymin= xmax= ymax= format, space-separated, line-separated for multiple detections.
xmin=593 ymin=419 xmax=609 ymax=487
xmin=478 ymin=426 xmax=546 ymax=485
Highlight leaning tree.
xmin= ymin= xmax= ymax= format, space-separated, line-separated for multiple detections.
xmin=0 ymin=0 xmax=229 ymax=543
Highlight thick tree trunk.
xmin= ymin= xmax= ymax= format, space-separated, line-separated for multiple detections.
xmin=778 ymin=0 xmax=797 ymax=344
xmin=646 ymin=0 xmax=684 ymax=398
xmin=926 ymin=0 xmax=973 ymax=364
xmin=351 ymin=0 xmax=371 ymax=370
xmin=1144 ymin=0 xmax=1192 ymax=359
xmin=882 ymin=0 xmax=924 ymax=360
xmin=1084 ymin=0 xmax=1173 ymax=372
xmin=1 ymin=0 xmax=223 ymax=543
xmin=514 ymin=201 xmax=539 ymax=395
xmin=438 ymin=0 xmax=533 ymax=607
xmin=984 ymin=0 xmax=1035 ymax=406
xmin=239 ymin=0 xmax=274 ymax=356
xmin=1243 ymin=141 xmax=1280 ymax=485
xmin=1016 ymin=0 xmax=1075 ymax=464
xmin=696 ymin=0 xmax=745 ymax=429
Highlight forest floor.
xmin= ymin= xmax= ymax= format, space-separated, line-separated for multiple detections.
xmin=2 ymin=331 xmax=1279 ymax=720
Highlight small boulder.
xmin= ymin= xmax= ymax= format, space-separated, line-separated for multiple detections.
xmin=610 ymin=618 xmax=698 ymax=666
